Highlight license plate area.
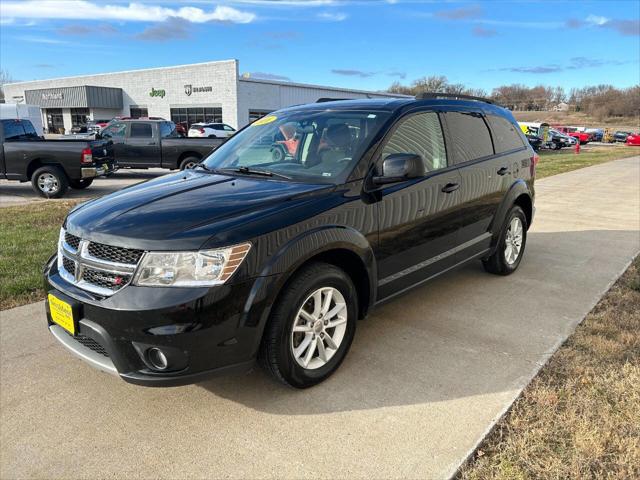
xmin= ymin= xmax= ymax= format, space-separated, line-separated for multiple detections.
xmin=48 ymin=292 xmax=80 ymax=335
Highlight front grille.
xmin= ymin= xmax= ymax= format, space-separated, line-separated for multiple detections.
xmin=62 ymin=256 xmax=76 ymax=276
xmin=59 ymin=229 xmax=142 ymax=296
xmin=68 ymin=332 xmax=110 ymax=357
xmin=87 ymin=242 xmax=143 ymax=265
xmin=65 ymin=232 xmax=81 ymax=250
xmin=82 ymin=267 xmax=131 ymax=291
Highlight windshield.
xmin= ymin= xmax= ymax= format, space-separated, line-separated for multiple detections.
xmin=202 ymin=109 xmax=390 ymax=183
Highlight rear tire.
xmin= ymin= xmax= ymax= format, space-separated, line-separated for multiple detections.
xmin=259 ymin=262 xmax=357 ymax=388
xmin=69 ymin=178 xmax=94 ymax=189
xmin=180 ymin=157 xmax=200 ymax=170
xmin=482 ymin=205 xmax=527 ymax=275
xmin=31 ymin=166 xmax=69 ymax=198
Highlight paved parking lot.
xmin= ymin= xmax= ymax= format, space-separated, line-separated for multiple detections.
xmin=0 ymin=169 xmax=166 ymax=207
xmin=1 ymin=157 xmax=639 ymax=479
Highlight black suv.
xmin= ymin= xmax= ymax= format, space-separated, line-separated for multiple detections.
xmin=44 ymin=95 xmax=536 ymax=388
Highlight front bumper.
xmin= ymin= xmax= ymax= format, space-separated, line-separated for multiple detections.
xmin=44 ymin=256 xmax=271 ymax=387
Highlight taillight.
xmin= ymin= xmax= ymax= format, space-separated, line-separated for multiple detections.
xmin=530 ymin=153 xmax=539 ymax=177
xmin=199 ymin=128 xmax=205 ymax=134
xmin=81 ymin=147 xmax=93 ymax=164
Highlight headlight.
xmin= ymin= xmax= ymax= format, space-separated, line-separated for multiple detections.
xmin=133 ymin=243 xmax=251 ymax=287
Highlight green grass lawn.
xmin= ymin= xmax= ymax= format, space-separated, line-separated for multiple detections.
xmin=0 ymin=201 xmax=77 ymax=310
xmin=536 ymin=145 xmax=638 ymax=179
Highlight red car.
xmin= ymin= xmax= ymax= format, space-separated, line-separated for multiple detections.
xmin=553 ymin=126 xmax=591 ymax=144
xmin=626 ymin=133 xmax=640 ymax=146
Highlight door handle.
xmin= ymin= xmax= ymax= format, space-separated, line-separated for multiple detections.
xmin=441 ymin=182 xmax=460 ymax=193
xmin=147 ymin=142 xmax=155 ymax=146
xmin=497 ymin=166 xmax=509 ymax=176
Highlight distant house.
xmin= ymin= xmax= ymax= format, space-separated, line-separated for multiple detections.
xmin=553 ymin=102 xmax=570 ymax=112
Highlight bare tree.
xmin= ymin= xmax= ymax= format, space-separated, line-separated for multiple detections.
xmin=0 ymin=69 xmax=15 ymax=103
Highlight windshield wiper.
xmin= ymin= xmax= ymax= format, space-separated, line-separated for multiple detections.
xmin=221 ymin=166 xmax=292 ymax=180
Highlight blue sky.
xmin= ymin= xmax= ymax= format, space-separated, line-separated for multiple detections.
xmin=1 ymin=0 xmax=638 ymax=92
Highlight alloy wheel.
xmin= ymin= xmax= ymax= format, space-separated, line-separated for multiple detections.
xmin=504 ymin=217 xmax=523 ymax=265
xmin=37 ymin=173 xmax=59 ymax=194
xmin=290 ymin=287 xmax=348 ymax=370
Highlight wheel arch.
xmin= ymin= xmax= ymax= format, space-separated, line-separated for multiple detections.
xmin=488 ymin=180 xmax=533 ymax=249
xmin=176 ymin=151 xmax=202 ymax=168
xmin=241 ymin=226 xmax=377 ymax=355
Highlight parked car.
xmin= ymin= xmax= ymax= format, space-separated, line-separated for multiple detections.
xmin=70 ymin=124 xmax=88 ymax=134
xmin=614 ymin=131 xmax=632 ymax=142
xmin=526 ymin=134 xmax=543 ymax=151
xmin=87 ymin=119 xmax=111 ymax=134
xmin=99 ymin=119 xmax=223 ymax=170
xmin=0 ymin=119 xmax=116 ymax=198
xmin=549 ymin=129 xmax=574 ymax=149
xmin=554 ymin=126 xmax=590 ymax=145
xmin=585 ymin=128 xmax=603 ymax=142
xmin=625 ymin=133 xmax=640 ymax=146
xmin=44 ymin=96 xmax=536 ymax=388
xmin=188 ymin=122 xmax=236 ymax=138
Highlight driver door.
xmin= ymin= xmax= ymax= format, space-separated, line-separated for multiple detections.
xmin=373 ymin=111 xmax=464 ymax=301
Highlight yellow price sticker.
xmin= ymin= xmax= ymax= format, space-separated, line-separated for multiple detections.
xmin=252 ymin=115 xmax=277 ymax=126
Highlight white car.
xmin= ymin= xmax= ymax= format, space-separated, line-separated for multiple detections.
xmin=188 ymin=122 xmax=236 ymax=138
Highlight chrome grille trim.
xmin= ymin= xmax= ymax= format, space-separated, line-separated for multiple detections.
xmin=58 ymin=228 xmax=143 ymax=297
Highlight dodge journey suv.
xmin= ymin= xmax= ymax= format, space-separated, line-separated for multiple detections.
xmin=44 ymin=95 xmax=536 ymax=388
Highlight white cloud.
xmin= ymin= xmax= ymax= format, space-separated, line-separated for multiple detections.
xmin=317 ymin=11 xmax=347 ymax=21
xmin=586 ymin=14 xmax=610 ymax=26
xmin=0 ymin=1 xmax=256 ymax=24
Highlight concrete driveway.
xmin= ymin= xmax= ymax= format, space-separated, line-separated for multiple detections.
xmin=0 ymin=169 xmax=166 ymax=207
xmin=1 ymin=157 xmax=639 ymax=479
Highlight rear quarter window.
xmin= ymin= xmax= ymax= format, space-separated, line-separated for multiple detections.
xmin=443 ymin=111 xmax=494 ymax=164
xmin=130 ymin=123 xmax=153 ymax=138
xmin=1 ymin=120 xmax=26 ymax=141
xmin=487 ymin=115 xmax=525 ymax=153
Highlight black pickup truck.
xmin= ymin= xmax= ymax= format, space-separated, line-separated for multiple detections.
xmin=99 ymin=119 xmax=223 ymax=170
xmin=0 ymin=119 xmax=116 ymax=198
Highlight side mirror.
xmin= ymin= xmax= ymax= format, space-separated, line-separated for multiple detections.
xmin=373 ymin=153 xmax=425 ymax=185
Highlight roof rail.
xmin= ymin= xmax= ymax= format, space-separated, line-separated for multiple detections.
xmin=315 ymin=97 xmax=352 ymax=103
xmin=416 ymin=92 xmax=494 ymax=104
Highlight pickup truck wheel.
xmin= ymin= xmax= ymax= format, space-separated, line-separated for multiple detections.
xmin=259 ymin=262 xmax=357 ymax=388
xmin=69 ymin=178 xmax=94 ymax=189
xmin=31 ymin=166 xmax=69 ymax=198
xmin=482 ymin=205 xmax=527 ymax=275
xmin=180 ymin=157 xmax=200 ymax=170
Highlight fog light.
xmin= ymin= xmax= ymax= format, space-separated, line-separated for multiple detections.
xmin=147 ymin=347 xmax=168 ymax=371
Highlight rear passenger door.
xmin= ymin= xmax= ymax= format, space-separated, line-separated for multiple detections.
xmin=123 ymin=122 xmax=160 ymax=168
xmin=374 ymin=110 xmax=464 ymax=300
xmin=441 ymin=110 xmax=525 ymax=260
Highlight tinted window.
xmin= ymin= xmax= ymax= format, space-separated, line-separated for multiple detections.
xmin=444 ymin=112 xmax=494 ymax=164
xmin=381 ymin=112 xmax=447 ymax=172
xmin=130 ymin=123 xmax=153 ymax=138
xmin=22 ymin=121 xmax=39 ymax=138
xmin=2 ymin=120 xmax=26 ymax=141
xmin=160 ymin=122 xmax=177 ymax=138
xmin=101 ymin=122 xmax=126 ymax=139
xmin=487 ymin=115 xmax=524 ymax=153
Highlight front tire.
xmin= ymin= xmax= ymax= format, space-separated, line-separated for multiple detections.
xmin=69 ymin=178 xmax=94 ymax=189
xmin=31 ymin=166 xmax=69 ymax=198
xmin=179 ymin=156 xmax=200 ymax=170
xmin=259 ymin=262 xmax=357 ymax=388
xmin=482 ymin=205 xmax=527 ymax=275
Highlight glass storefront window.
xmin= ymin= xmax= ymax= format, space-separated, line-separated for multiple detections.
xmin=70 ymin=108 xmax=89 ymax=127
xmin=46 ymin=108 xmax=64 ymax=134
xmin=170 ymin=107 xmax=222 ymax=129
xmin=129 ymin=106 xmax=149 ymax=119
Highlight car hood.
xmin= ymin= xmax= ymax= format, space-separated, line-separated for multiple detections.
xmin=65 ymin=170 xmax=335 ymax=250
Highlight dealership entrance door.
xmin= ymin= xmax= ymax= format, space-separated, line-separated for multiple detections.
xmin=45 ymin=108 xmax=64 ymax=134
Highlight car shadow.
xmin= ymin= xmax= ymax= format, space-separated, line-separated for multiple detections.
xmin=197 ymin=228 xmax=640 ymax=415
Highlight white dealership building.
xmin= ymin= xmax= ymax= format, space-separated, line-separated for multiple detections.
xmin=3 ymin=59 xmax=406 ymax=134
